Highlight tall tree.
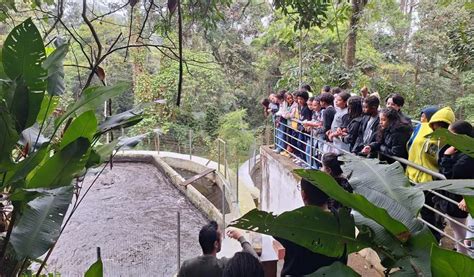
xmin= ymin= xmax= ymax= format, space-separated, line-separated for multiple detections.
xmin=345 ymin=0 xmax=368 ymax=69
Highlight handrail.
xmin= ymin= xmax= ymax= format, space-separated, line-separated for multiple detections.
xmin=272 ymin=116 xmax=473 ymax=254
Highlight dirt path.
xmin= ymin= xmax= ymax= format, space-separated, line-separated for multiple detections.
xmin=47 ymin=162 xmax=207 ymax=276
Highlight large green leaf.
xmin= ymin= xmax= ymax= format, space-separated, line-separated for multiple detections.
xmin=5 ymin=144 xmax=48 ymax=186
xmin=465 ymin=196 xmax=474 ymax=218
xmin=354 ymin=213 xmax=435 ymax=276
xmin=392 ymin=227 xmax=436 ymax=277
xmin=86 ymin=140 xmax=119 ymax=168
xmin=340 ymin=156 xmax=425 ymax=233
xmin=230 ymin=207 xmax=366 ymax=258
xmin=353 ymin=213 xmax=406 ymax=268
xmin=10 ymin=185 xmax=73 ymax=260
xmin=307 ymin=261 xmax=360 ymax=277
xmin=85 ymin=257 xmax=103 ymax=277
xmin=97 ymin=108 xmax=143 ymax=135
xmin=416 ymin=179 xmax=474 ymax=195
xmin=117 ymin=134 xmax=147 ymax=149
xmin=56 ymin=82 xmax=129 ymax=127
xmin=2 ymin=18 xmax=46 ymax=92
xmin=0 ymin=100 xmax=19 ymax=165
xmin=8 ymin=78 xmax=44 ymax=133
xmin=27 ymin=137 xmax=90 ymax=188
xmin=431 ymin=244 xmax=474 ymax=277
xmin=295 ymin=169 xmax=411 ymax=241
xmin=429 ymin=128 xmax=474 ymax=158
xmin=42 ymin=43 xmax=68 ymax=96
xmin=36 ymin=95 xmax=59 ymax=124
xmin=60 ymin=111 xmax=97 ymax=149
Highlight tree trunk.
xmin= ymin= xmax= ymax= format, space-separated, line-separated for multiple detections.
xmin=345 ymin=0 xmax=367 ymax=69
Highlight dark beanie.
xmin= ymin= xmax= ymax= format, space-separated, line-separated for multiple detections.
xmin=421 ymin=106 xmax=439 ymax=121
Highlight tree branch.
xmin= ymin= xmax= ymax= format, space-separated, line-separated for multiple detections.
xmin=137 ymin=0 xmax=154 ymax=42
xmin=43 ymin=0 xmax=64 ymax=40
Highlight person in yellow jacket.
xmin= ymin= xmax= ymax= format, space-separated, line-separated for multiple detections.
xmin=406 ymin=106 xmax=455 ymax=184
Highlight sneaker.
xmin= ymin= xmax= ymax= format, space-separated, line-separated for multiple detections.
xmin=280 ymin=151 xmax=290 ymax=157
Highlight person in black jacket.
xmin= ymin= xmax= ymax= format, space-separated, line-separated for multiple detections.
xmin=385 ymin=93 xmax=411 ymax=125
xmin=361 ymin=107 xmax=412 ymax=163
xmin=352 ymin=95 xmax=380 ymax=154
xmin=295 ymin=90 xmax=313 ymax=162
xmin=335 ymin=96 xmax=364 ymax=152
xmin=438 ymin=120 xmax=474 ymax=255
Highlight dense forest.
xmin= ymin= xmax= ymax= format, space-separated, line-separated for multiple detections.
xmin=1 ymin=0 xmax=472 ymax=160
xmin=1 ymin=1 xmax=474 ymax=276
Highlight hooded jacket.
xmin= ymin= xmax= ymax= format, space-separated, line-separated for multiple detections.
xmin=369 ymin=123 xmax=412 ymax=163
xmin=406 ymin=107 xmax=455 ymax=183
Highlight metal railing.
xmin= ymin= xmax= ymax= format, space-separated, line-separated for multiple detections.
xmin=271 ymin=117 xmax=474 ymax=254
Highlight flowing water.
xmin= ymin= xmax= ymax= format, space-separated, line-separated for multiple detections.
xmin=46 ymin=162 xmax=207 ymax=276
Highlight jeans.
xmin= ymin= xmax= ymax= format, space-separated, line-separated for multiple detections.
xmin=305 ymin=138 xmax=319 ymax=169
xmin=276 ymin=121 xmax=287 ymax=152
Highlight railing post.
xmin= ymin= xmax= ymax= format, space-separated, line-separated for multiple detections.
xmin=177 ymin=211 xmax=181 ymax=270
xmin=222 ymin=184 xmax=226 ymax=230
xmin=189 ymin=129 xmax=192 ymax=160
xmin=223 ymin=141 xmax=227 ymax=179
xmin=236 ymin=159 xmax=239 ymax=205
xmin=218 ymin=140 xmax=221 ymax=174
xmin=309 ymin=131 xmax=313 ymax=168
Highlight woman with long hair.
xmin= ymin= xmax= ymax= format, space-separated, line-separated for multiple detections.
xmin=333 ymin=96 xmax=364 ymax=152
xmin=361 ymin=107 xmax=412 ymax=163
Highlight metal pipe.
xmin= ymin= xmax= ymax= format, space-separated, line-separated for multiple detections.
xmin=218 ymin=141 xmax=221 ymax=174
xmin=177 ymin=211 xmax=181 ymax=270
xmin=419 ymin=217 xmax=472 ymax=252
xmin=189 ymin=129 xmax=192 ymax=160
xmin=223 ymin=141 xmax=227 ymax=179
xmin=382 ymin=153 xmax=447 ymax=180
xmin=236 ymin=159 xmax=239 ymax=205
xmin=222 ymin=183 xmax=226 ymax=230
xmin=423 ymin=204 xmax=474 ymax=232
xmin=425 ymin=189 xmax=460 ymax=206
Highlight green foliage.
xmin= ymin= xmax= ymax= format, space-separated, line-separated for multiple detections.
xmin=429 ymin=128 xmax=474 ymax=158
xmin=309 ymin=261 xmax=360 ymax=277
xmin=0 ymin=19 xmax=143 ymax=276
xmin=27 ymin=138 xmax=90 ymax=189
xmin=84 ymin=256 xmax=103 ymax=277
xmin=231 ymin=207 xmax=366 ymax=258
xmin=296 ymin=169 xmax=411 ymax=241
xmin=10 ymin=186 xmax=73 ymax=260
xmin=274 ymin=0 xmax=333 ymax=30
xmin=2 ymin=18 xmax=46 ymax=92
xmin=217 ymin=109 xmax=254 ymax=158
xmin=42 ymin=43 xmax=68 ymax=96
xmin=431 ymin=244 xmax=474 ymax=276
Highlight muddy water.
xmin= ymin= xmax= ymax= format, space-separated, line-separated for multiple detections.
xmin=46 ymin=163 xmax=207 ymax=276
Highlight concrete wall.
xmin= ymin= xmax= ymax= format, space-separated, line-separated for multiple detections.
xmin=114 ymin=151 xmax=225 ymax=224
xmin=260 ymin=146 xmax=304 ymax=214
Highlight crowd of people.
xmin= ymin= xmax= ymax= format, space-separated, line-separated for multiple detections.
xmin=263 ymin=84 xmax=474 ymax=256
xmin=178 ymin=84 xmax=473 ymax=277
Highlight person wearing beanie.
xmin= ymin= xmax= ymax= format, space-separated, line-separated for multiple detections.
xmin=413 ymin=106 xmax=455 ymax=242
xmin=407 ymin=106 xmax=439 ymax=150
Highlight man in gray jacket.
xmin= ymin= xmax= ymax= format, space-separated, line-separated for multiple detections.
xmin=178 ymin=221 xmax=258 ymax=277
